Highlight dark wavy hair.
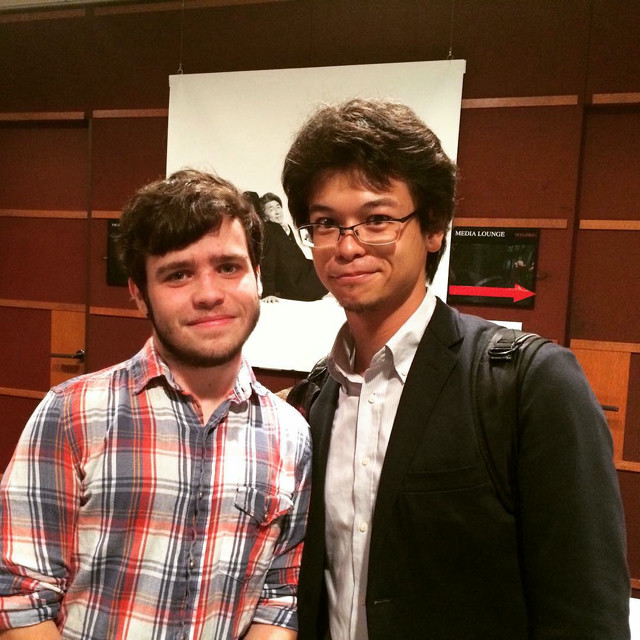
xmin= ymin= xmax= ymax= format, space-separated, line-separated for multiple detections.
xmin=118 ymin=169 xmax=263 ymax=291
xmin=282 ymin=99 xmax=457 ymax=282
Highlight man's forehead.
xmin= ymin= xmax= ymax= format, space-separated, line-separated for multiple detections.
xmin=149 ymin=218 xmax=250 ymax=262
xmin=310 ymin=167 xmax=403 ymax=196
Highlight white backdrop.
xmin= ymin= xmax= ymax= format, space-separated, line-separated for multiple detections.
xmin=167 ymin=60 xmax=466 ymax=371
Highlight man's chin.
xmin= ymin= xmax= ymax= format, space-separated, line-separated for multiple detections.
xmin=337 ymin=296 xmax=384 ymax=315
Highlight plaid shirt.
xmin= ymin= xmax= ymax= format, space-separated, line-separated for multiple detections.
xmin=0 ymin=339 xmax=311 ymax=639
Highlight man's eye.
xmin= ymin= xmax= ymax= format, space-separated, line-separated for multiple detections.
xmin=365 ymin=215 xmax=393 ymax=226
xmin=312 ymin=217 xmax=337 ymax=228
xmin=166 ymin=270 xmax=188 ymax=281
xmin=219 ymin=263 xmax=240 ymax=274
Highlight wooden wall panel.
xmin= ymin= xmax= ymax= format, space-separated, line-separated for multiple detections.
xmin=174 ymin=1 xmax=311 ymax=74
xmin=0 ymin=123 xmax=88 ymax=209
xmin=0 ymin=218 xmax=88 ymax=303
xmin=570 ymin=231 xmax=640 ymax=343
xmin=572 ymin=348 xmax=630 ymax=461
xmin=624 ymin=355 xmax=640 ymax=463
xmin=0 ymin=307 xmax=50 ymax=391
xmin=587 ymin=0 xmax=640 ymax=95
xmin=91 ymin=117 xmax=168 ymax=210
xmin=578 ymin=108 xmax=640 ymax=221
xmin=86 ymin=314 xmax=150 ymax=373
xmin=89 ymin=10 xmax=182 ymax=109
xmin=0 ymin=15 xmax=89 ymax=112
xmin=0 ymin=395 xmax=42 ymax=472
xmin=457 ymin=106 xmax=583 ymax=219
xmin=454 ymin=0 xmax=590 ymax=98
xmin=50 ymin=309 xmax=86 ymax=387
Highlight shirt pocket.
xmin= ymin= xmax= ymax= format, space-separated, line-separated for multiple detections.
xmin=234 ymin=484 xmax=293 ymax=526
xmin=217 ymin=484 xmax=293 ymax=582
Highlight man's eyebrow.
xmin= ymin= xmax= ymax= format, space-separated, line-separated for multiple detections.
xmin=309 ymin=197 xmax=399 ymax=215
xmin=155 ymin=259 xmax=192 ymax=277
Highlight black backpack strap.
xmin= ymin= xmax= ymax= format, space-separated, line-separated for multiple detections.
xmin=285 ymin=356 xmax=330 ymax=420
xmin=471 ymin=326 xmax=551 ymax=513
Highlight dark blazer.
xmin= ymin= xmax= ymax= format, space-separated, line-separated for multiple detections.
xmin=297 ymin=299 xmax=630 ymax=640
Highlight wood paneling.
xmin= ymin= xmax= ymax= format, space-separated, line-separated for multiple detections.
xmin=572 ymin=347 xmax=631 ymax=461
xmin=0 ymin=209 xmax=87 ymax=219
xmin=0 ymin=307 xmax=51 ymax=391
xmin=0 ymin=299 xmax=85 ymax=312
xmin=91 ymin=117 xmax=167 ymax=210
xmin=0 ymin=387 xmax=46 ymax=399
xmin=578 ymin=109 xmax=640 ymax=222
xmin=0 ymin=111 xmax=85 ymax=121
xmin=462 ymin=96 xmax=579 ymax=109
xmin=454 ymin=218 xmax=567 ymax=229
xmin=570 ymin=232 xmax=640 ymax=343
xmin=86 ymin=314 xmax=150 ymax=372
xmin=0 ymin=395 xmax=43 ymax=471
xmin=0 ymin=123 xmax=88 ymax=209
xmin=579 ymin=220 xmax=640 ymax=231
xmin=0 ymin=218 xmax=89 ymax=304
xmin=50 ymin=310 xmax=86 ymax=387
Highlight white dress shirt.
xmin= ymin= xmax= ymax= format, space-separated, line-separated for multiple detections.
xmin=324 ymin=288 xmax=437 ymax=640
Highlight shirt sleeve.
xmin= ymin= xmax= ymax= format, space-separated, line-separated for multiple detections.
xmin=251 ymin=407 xmax=312 ymax=630
xmin=0 ymin=389 xmax=79 ymax=629
xmin=516 ymin=343 xmax=630 ymax=638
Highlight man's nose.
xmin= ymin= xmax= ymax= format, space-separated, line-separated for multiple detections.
xmin=193 ymin=273 xmax=224 ymax=306
xmin=334 ymin=229 xmax=366 ymax=260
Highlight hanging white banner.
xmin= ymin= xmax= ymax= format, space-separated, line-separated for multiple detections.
xmin=167 ymin=59 xmax=466 ymax=371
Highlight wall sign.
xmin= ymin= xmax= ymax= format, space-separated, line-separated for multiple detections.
xmin=448 ymin=227 xmax=539 ymax=308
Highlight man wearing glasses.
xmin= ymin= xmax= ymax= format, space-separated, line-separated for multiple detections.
xmin=282 ymin=99 xmax=630 ymax=639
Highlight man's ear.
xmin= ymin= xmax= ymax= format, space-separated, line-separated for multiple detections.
xmin=425 ymin=230 xmax=445 ymax=253
xmin=255 ymin=265 xmax=263 ymax=297
xmin=128 ymin=278 xmax=148 ymax=316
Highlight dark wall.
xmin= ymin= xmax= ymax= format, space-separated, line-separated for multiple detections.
xmin=1 ymin=0 xmax=639 ymax=590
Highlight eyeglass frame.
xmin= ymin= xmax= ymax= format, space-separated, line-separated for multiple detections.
xmin=298 ymin=211 xmax=419 ymax=248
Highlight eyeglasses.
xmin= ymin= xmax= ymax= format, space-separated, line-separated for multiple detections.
xmin=299 ymin=211 xmax=419 ymax=248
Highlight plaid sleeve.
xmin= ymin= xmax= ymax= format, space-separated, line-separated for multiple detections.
xmin=0 ymin=390 xmax=79 ymax=629
xmin=251 ymin=408 xmax=312 ymax=630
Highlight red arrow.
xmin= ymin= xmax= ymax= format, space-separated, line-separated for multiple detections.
xmin=448 ymin=283 xmax=536 ymax=302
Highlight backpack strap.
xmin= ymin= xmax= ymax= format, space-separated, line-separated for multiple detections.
xmin=286 ymin=356 xmax=330 ymax=420
xmin=470 ymin=326 xmax=551 ymax=513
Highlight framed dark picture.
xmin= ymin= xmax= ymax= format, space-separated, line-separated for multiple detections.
xmin=448 ymin=227 xmax=539 ymax=308
xmin=106 ymin=219 xmax=127 ymax=287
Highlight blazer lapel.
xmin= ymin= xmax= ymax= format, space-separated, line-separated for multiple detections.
xmin=369 ymin=300 xmax=463 ymax=564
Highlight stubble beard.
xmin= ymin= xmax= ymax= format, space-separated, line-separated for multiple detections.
xmin=149 ymin=301 xmax=260 ymax=368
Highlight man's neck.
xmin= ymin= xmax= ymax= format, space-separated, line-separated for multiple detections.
xmin=157 ymin=348 xmax=242 ymax=424
xmin=346 ymin=293 xmax=426 ymax=374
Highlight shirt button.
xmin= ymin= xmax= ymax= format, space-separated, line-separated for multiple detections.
xmin=359 ymin=521 xmax=368 ymax=533
xmin=367 ymin=393 xmax=376 ymax=404
xmin=189 ymin=558 xmax=195 ymax=569
xmin=361 ymin=457 xmax=369 ymax=466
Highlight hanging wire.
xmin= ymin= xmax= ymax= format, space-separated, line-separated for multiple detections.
xmin=177 ymin=0 xmax=186 ymax=74
xmin=447 ymin=0 xmax=455 ymax=60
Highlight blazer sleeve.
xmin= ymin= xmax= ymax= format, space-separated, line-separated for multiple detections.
xmin=516 ymin=342 xmax=630 ymax=639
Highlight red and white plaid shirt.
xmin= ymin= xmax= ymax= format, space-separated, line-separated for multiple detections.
xmin=0 ymin=339 xmax=311 ymax=639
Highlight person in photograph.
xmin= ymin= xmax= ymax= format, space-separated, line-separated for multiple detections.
xmin=282 ymin=98 xmax=630 ymax=639
xmin=0 ymin=170 xmax=311 ymax=640
xmin=251 ymin=191 xmax=326 ymax=302
xmin=260 ymin=192 xmax=296 ymax=242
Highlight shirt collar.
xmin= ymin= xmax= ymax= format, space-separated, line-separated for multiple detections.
xmin=132 ymin=337 xmax=265 ymax=403
xmin=327 ymin=287 xmax=437 ymax=386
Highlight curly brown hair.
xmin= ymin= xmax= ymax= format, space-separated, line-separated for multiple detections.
xmin=117 ymin=169 xmax=263 ymax=292
xmin=282 ymin=99 xmax=457 ymax=282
